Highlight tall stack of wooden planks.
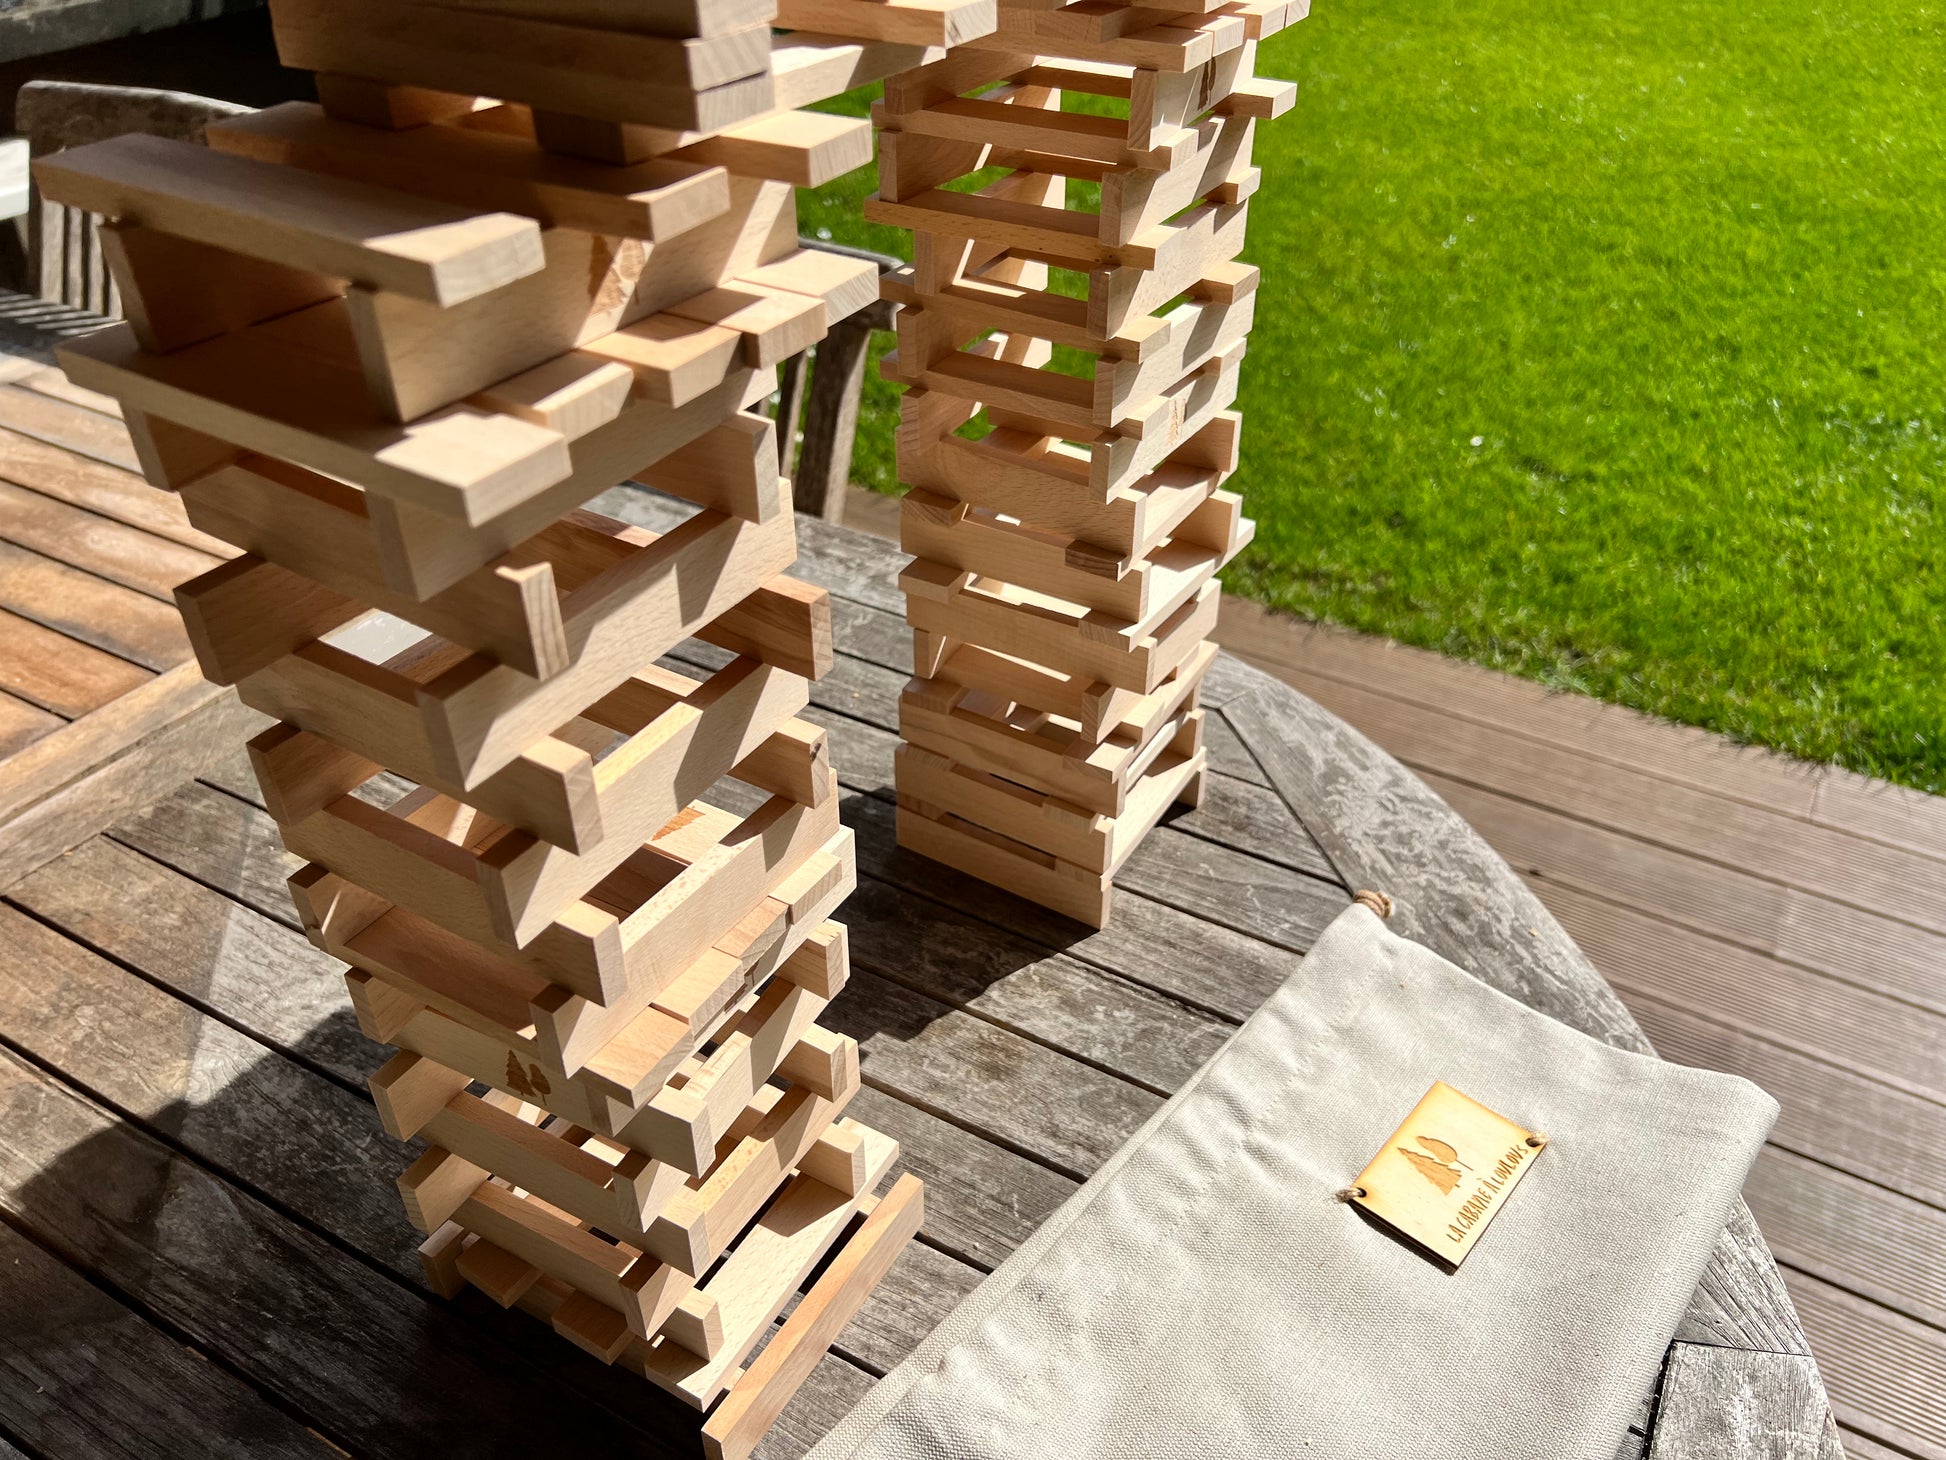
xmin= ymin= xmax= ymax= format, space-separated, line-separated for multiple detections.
xmin=32 ymin=0 xmax=994 ymax=1452
xmin=872 ymin=0 xmax=1299 ymax=926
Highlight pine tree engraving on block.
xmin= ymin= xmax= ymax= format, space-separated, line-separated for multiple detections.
xmin=873 ymin=1 xmax=1301 ymax=927
xmin=34 ymin=2 xmax=963 ymax=1452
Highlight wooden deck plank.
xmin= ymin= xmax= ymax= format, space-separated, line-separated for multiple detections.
xmin=1290 ymin=667 xmax=1946 ymax=935
xmin=0 ymin=689 xmax=61 ymax=756
xmin=0 ymin=423 xmax=232 ymax=556
xmin=1220 ymin=607 xmax=1827 ymax=820
xmin=1233 ymin=605 xmax=1946 ymax=866
xmin=1785 ymin=1270 xmax=1946 ymax=1460
xmin=1746 ymin=1146 xmax=1946 ymax=1333
xmin=0 ymin=381 xmax=142 ymax=472
xmin=0 ymin=477 xmax=222 ymax=600
xmin=1424 ymin=766 xmax=1946 ymax=1020
xmin=1541 ymin=878 xmax=1946 ymax=1107
xmin=0 ymin=1218 xmax=342 ymax=1460
xmin=0 ymin=606 xmax=150 ymax=717
xmin=1634 ymin=989 xmax=1946 ymax=1211
xmin=0 ymin=537 xmax=192 ymax=671
xmin=0 ymin=664 xmax=264 ymax=893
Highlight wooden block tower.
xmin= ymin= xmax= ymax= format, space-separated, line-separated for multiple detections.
xmin=35 ymin=1 xmax=992 ymax=1452
xmin=872 ymin=2 xmax=1299 ymax=926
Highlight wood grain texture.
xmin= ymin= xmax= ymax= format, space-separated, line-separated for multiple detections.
xmin=1648 ymin=1344 xmax=1828 ymax=1460
xmin=0 ymin=1219 xmax=341 ymax=1460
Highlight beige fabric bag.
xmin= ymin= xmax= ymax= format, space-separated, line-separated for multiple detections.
xmin=811 ymin=902 xmax=1777 ymax=1460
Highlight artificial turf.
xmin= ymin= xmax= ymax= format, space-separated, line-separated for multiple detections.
xmin=804 ymin=0 xmax=1946 ymax=791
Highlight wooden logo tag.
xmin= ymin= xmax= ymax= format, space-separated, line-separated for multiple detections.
xmin=1347 ymin=1081 xmax=1545 ymax=1267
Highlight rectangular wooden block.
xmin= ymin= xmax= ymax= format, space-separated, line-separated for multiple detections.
xmin=896 ymin=734 xmax=1205 ymax=875
xmin=33 ymin=132 xmax=543 ymax=307
xmin=900 ymin=558 xmax=1220 ymax=695
xmin=269 ymin=0 xmax=777 ymax=131
xmin=210 ymin=102 xmax=731 ymax=241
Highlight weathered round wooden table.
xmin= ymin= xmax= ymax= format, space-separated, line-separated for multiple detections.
xmin=593 ymin=490 xmax=1840 ymax=1459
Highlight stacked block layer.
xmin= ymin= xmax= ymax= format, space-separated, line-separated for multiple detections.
xmin=872 ymin=0 xmax=1300 ymax=926
xmin=35 ymin=1 xmax=983 ymax=1452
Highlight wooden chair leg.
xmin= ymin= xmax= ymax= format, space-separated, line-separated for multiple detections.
xmin=792 ymin=316 xmax=872 ymax=524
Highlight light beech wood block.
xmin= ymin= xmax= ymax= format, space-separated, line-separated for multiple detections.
xmin=212 ymin=101 xmax=730 ymax=242
xmin=269 ymin=0 xmax=777 ymax=131
xmin=33 ymin=133 xmax=543 ymax=308
xmin=325 ymin=840 xmax=854 ymax=1126
xmin=699 ymin=1171 xmax=924 ymax=1458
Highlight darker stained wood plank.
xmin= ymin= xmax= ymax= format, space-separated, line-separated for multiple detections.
xmin=0 ymin=537 xmax=191 ymax=671
xmin=0 ymin=688 xmax=60 ymax=756
xmin=0 ymin=605 xmax=149 ymax=717
xmin=0 ymin=477 xmax=219 ymax=600
xmin=0 ymin=1219 xmax=341 ymax=1460
xmin=0 ymin=382 xmax=141 ymax=472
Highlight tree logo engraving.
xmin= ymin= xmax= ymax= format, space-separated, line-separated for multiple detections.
xmin=1397 ymin=1135 xmax=1470 ymax=1195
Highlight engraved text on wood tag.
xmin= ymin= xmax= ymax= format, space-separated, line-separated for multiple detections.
xmin=1348 ymin=1081 xmax=1544 ymax=1266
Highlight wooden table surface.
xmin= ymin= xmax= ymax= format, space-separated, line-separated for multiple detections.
xmin=0 ymin=446 xmax=1838 ymax=1456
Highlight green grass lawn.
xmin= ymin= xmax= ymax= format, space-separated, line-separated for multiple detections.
xmin=804 ymin=1 xmax=1946 ymax=792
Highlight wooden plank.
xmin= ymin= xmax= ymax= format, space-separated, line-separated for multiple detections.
xmin=1635 ymin=986 xmax=1946 ymax=1211
xmin=0 ymin=381 xmax=141 ymax=471
xmin=413 ymin=0 xmax=778 ymax=37
xmin=0 ymin=674 xmax=263 ymax=893
xmin=0 ymin=538 xmax=188 ymax=670
xmin=1423 ymin=767 xmax=1946 ymax=1021
xmin=703 ymin=1173 xmax=926 ymax=1460
xmin=1745 ymin=1145 xmax=1946 ymax=1333
xmin=0 ymin=1219 xmax=342 ymax=1460
xmin=210 ymin=102 xmax=730 ymax=242
xmin=0 ymin=605 xmax=149 ymax=716
xmin=0 ymin=476 xmax=222 ymax=599
xmin=1540 ymin=878 xmax=1946 ymax=1106
xmin=1223 ymin=610 xmax=1828 ymax=823
xmin=34 ymin=133 xmax=545 ymax=308
xmin=57 ymin=320 xmax=573 ymax=531
xmin=0 ymin=1043 xmax=695 ymax=1460
xmin=0 ymin=422 xmax=229 ymax=554
xmin=269 ymin=0 xmax=777 ymax=132
xmin=1786 ymin=1270 xmax=1946 ymax=1460
xmin=1291 ymin=667 xmax=1946 ymax=941
xmin=0 ymin=691 xmax=59 ymax=757
xmin=1647 ymin=1344 xmax=1828 ymax=1460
